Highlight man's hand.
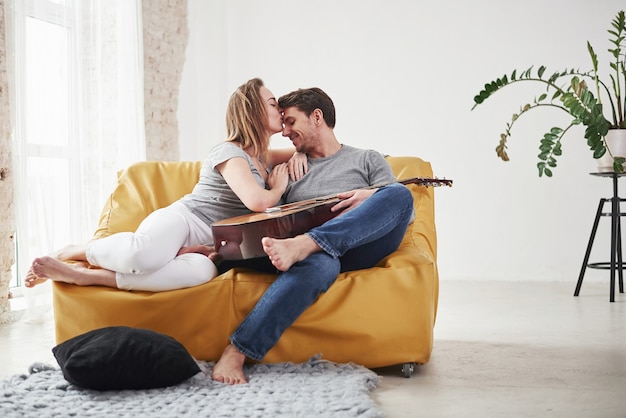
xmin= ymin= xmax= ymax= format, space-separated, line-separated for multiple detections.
xmin=177 ymin=245 xmax=223 ymax=264
xmin=331 ymin=188 xmax=377 ymax=213
xmin=286 ymin=152 xmax=308 ymax=181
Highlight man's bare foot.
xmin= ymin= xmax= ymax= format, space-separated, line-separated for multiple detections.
xmin=261 ymin=235 xmax=320 ymax=271
xmin=212 ymin=344 xmax=248 ymax=385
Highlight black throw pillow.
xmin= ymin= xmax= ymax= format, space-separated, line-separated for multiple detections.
xmin=52 ymin=326 xmax=201 ymax=390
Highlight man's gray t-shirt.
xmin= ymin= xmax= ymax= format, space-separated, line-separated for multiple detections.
xmin=283 ymin=145 xmax=396 ymax=203
xmin=179 ymin=142 xmax=268 ymax=233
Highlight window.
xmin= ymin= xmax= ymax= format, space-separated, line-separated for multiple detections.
xmin=7 ymin=0 xmax=145 ymax=292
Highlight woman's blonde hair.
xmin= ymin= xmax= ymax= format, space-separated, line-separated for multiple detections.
xmin=225 ymin=78 xmax=270 ymax=163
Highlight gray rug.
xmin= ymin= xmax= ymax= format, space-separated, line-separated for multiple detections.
xmin=0 ymin=356 xmax=382 ymax=417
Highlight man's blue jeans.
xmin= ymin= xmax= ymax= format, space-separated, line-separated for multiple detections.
xmin=230 ymin=182 xmax=414 ymax=361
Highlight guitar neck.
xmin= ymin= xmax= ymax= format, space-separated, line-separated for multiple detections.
xmin=264 ymin=176 xmax=452 ymax=213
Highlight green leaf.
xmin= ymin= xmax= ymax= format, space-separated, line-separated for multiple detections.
xmin=538 ymin=66 xmax=546 ymax=78
xmin=593 ymin=147 xmax=606 ymax=159
xmin=537 ymin=162 xmax=545 ymax=176
xmin=587 ymin=41 xmax=599 ymax=72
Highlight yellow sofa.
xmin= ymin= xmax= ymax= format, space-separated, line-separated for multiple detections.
xmin=52 ymin=156 xmax=439 ymax=374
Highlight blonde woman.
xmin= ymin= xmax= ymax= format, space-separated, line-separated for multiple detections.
xmin=26 ymin=78 xmax=305 ymax=291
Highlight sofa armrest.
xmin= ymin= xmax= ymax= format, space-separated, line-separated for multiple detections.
xmin=385 ymin=156 xmax=437 ymax=260
xmin=93 ymin=161 xmax=202 ymax=239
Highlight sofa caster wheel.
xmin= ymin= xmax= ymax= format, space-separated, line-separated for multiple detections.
xmin=401 ymin=362 xmax=416 ymax=378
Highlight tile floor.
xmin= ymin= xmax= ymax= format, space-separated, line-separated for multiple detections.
xmin=1 ymin=280 xmax=624 ymax=417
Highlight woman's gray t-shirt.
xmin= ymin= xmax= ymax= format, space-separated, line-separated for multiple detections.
xmin=179 ymin=142 xmax=268 ymax=231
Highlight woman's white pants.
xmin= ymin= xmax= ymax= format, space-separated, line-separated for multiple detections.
xmin=86 ymin=202 xmax=217 ymax=291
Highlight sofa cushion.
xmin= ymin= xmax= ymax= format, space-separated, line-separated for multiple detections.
xmin=52 ymin=326 xmax=201 ymax=390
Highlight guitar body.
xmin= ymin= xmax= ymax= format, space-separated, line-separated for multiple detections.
xmin=212 ymin=198 xmax=343 ymax=260
xmin=212 ymin=177 xmax=452 ymax=260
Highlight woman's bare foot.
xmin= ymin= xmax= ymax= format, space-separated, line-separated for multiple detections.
xmin=212 ymin=344 xmax=248 ymax=384
xmin=49 ymin=244 xmax=88 ymax=262
xmin=24 ymin=266 xmax=48 ymax=288
xmin=29 ymin=256 xmax=116 ymax=287
xmin=177 ymin=245 xmax=223 ymax=265
xmin=261 ymin=235 xmax=320 ymax=271
xmin=24 ymin=244 xmax=89 ymax=288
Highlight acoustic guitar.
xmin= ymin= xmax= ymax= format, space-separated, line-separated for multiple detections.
xmin=212 ymin=177 xmax=452 ymax=260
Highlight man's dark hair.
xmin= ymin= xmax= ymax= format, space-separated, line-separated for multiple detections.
xmin=278 ymin=87 xmax=336 ymax=128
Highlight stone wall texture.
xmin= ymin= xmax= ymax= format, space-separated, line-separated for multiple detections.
xmin=142 ymin=0 xmax=188 ymax=161
xmin=0 ymin=0 xmax=16 ymax=324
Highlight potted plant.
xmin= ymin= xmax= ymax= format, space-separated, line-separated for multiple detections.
xmin=472 ymin=10 xmax=626 ymax=177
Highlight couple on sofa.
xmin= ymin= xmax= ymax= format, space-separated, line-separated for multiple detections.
xmin=25 ymin=78 xmax=415 ymax=385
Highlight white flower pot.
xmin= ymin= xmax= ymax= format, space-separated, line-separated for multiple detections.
xmin=597 ymin=129 xmax=626 ymax=172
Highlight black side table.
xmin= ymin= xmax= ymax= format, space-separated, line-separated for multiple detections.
xmin=575 ymin=172 xmax=626 ymax=302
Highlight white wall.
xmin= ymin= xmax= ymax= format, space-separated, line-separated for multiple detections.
xmin=178 ymin=0 xmax=625 ymax=283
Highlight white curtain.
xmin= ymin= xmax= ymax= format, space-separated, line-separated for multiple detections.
xmin=5 ymin=0 xmax=145 ymax=320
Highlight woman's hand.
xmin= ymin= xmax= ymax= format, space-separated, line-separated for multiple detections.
xmin=286 ymin=152 xmax=308 ymax=181
xmin=267 ymin=163 xmax=289 ymax=192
